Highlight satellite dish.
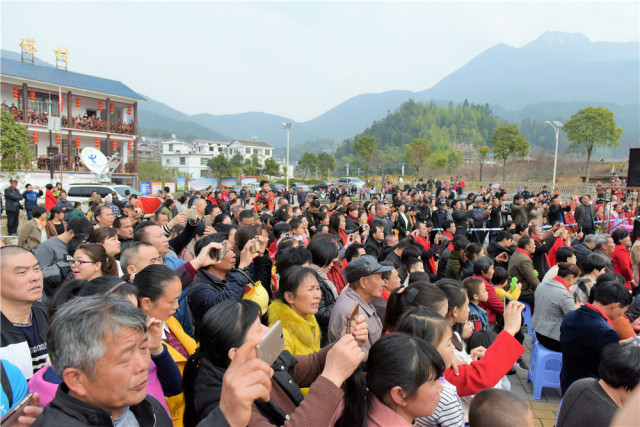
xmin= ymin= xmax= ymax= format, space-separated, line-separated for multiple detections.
xmin=80 ymin=147 xmax=109 ymax=174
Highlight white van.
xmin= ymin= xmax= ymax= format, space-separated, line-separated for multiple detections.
xmin=337 ymin=177 xmax=366 ymax=189
xmin=66 ymin=184 xmax=141 ymax=204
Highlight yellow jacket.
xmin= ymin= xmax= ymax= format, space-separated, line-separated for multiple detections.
xmin=268 ymin=299 xmax=321 ymax=356
xmin=164 ymin=316 xmax=197 ymax=427
xmin=493 ymin=285 xmax=522 ymax=302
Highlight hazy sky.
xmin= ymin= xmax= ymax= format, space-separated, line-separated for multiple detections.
xmin=2 ymin=1 xmax=638 ymax=122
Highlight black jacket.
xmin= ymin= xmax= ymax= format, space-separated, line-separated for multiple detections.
xmin=437 ymin=248 xmax=451 ymax=280
xmin=487 ymin=241 xmax=514 ymax=270
xmin=4 ymin=187 xmax=23 ymax=212
xmin=0 ymin=304 xmax=49 ymax=378
xmin=191 ymin=352 xmax=303 ymax=426
xmin=451 ymin=209 xmax=468 ymax=236
xmin=364 ymin=237 xmax=384 ymax=260
xmin=533 ymin=236 xmax=556 ymax=278
xmin=344 ymin=215 xmax=360 ymax=235
xmin=316 ymin=275 xmax=336 ymax=347
xmin=33 ymin=383 xmax=171 ymax=427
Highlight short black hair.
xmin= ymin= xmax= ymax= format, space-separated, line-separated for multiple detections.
xmin=556 ymin=246 xmax=575 ymax=263
xmin=133 ymin=221 xmax=158 ymax=242
xmin=344 ymin=243 xmax=364 ymax=263
xmin=598 ymin=343 xmax=640 ymax=391
xmin=32 ymin=206 xmax=47 ymax=219
xmin=518 ymin=236 xmax=533 ymax=249
xmin=307 ymin=238 xmax=338 ymax=268
xmin=469 ymin=388 xmax=531 ymax=427
xmin=73 ymin=202 xmax=82 ymax=208
xmin=273 ymin=221 xmax=292 ymax=239
xmin=275 ymin=247 xmax=312 ymax=275
xmin=582 ymin=254 xmax=607 ymax=274
xmin=259 ymin=180 xmax=269 ymax=187
xmin=491 ymin=267 xmax=509 ymax=286
xmin=67 ymin=217 xmax=93 ymax=236
xmin=442 ymin=220 xmax=454 ymax=231
xmin=238 ymin=210 xmax=255 ymax=222
xmin=495 ymin=230 xmax=513 ymax=243
xmin=593 ymin=281 xmax=632 ymax=307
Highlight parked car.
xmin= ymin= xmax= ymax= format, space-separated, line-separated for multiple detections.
xmin=291 ymin=182 xmax=310 ymax=192
xmin=246 ymin=182 xmax=261 ymax=197
xmin=67 ymin=184 xmax=141 ymax=204
xmin=337 ymin=177 xmax=366 ymax=189
xmin=310 ymin=181 xmax=334 ymax=192
xmin=271 ymin=183 xmax=285 ymax=195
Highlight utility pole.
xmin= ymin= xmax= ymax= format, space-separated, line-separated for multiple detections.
xmin=400 ymin=163 xmax=406 ymax=176
xmin=346 ymin=163 xmax=349 ymax=175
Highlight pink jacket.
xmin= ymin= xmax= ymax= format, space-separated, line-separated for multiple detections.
xmin=28 ymin=362 xmax=171 ymax=416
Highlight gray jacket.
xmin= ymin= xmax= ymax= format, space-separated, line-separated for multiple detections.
xmin=531 ymin=278 xmax=577 ymax=341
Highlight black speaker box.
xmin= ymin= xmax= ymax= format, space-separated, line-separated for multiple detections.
xmin=629 ymin=148 xmax=640 ymax=187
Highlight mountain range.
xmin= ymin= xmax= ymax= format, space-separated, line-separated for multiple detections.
xmin=137 ymin=31 xmax=639 ymax=157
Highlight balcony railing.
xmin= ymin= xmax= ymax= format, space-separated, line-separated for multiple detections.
xmin=28 ymin=155 xmax=137 ymax=174
xmin=3 ymin=106 xmax=135 ymax=136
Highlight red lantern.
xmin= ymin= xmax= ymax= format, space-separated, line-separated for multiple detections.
xmin=98 ymin=101 xmax=103 ymax=111
xmin=56 ymin=134 xmax=61 ymax=146
xmin=33 ymin=132 xmax=39 ymax=145
xmin=75 ymin=136 xmax=81 ymax=148
xmin=112 ymin=141 xmax=117 ymax=151
xmin=127 ymin=106 xmax=132 ymax=115
xmin=29 ymin=90 xmax=36 ymax=103
xmin=76 ymin=98 xmax=81 ymax=108
xmin=127 ymin=140 xmax=132 ymax=151
xmin=12 ymin=87 xmax=19 ymax=100
xmin=95 ymin=138 xmax=100 ymax=148
xmin=110 ymin=103 xmax=115 ymax=114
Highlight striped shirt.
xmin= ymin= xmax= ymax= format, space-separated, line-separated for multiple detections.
xmin=417 ymin=377 xmax=464 ymax=427
xmin=13 ymin=321 xmax=48 ymax=375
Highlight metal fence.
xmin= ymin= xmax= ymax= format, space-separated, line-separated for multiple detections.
xmin=463 ymin=181 xmax=595 ymax=196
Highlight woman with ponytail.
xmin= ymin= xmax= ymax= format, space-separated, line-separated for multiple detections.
xmin=334 ymin=333 xmax=445 ymax=426
xmin=183 ymin=299 xmax=366 ymax=427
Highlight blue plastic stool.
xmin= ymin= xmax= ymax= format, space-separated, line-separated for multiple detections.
xmin=521 ymin=302 xmax=533 ymax=335
xmin=527 ymin=341 xmax=563 ymax=400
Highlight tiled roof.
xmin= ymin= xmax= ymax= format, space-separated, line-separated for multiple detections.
xmin=0 ymin=56 xmax=145 ymax=101
xmin=230 ymin=139 xmax=273 ymax=148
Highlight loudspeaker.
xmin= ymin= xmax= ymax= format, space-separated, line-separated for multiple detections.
xmin=629 ymin=148 xmax=640 ymax=187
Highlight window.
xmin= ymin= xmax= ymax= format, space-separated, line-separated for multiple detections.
xmin=245 ymin=148 xmax=251 ymax=154
xmin=265 ymin=150 xmax=271 ymax=156
xmin=165 ymin=159 xmax=170 ymax=165
xmin=218 ymin=147 xmax=224 ymax=152
xmin=209 ymin=147 xmax=214 ymax=151
xmin=253 ymin=149 xmax=259 ymax=155
xmin=169 ymin=144 xmax=173 ymax=152
xmin=180 ymin=157 xmax=185 ymax=165
xmin=201 ymin=157 xmax=209 ymax=165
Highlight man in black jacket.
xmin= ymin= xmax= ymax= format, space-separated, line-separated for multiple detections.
xmin=572 ymin=234 xmax=596 ymax=270
xmin=4 ymin=180 xmax=23 ymax=235
xmin=0 ymin=246 xmax=49 ymax=380
xmin=33 ymin=296 xmax=173 ymax=427
xmin=364 ymin=223 xmax=386 ymax=260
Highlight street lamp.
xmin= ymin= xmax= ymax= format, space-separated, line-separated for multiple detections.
xmin=283 ymin=122 xmax=292 ymax=188
xmin=545 ymin=120 xmax=563 ymax=192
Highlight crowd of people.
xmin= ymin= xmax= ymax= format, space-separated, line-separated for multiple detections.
xmin=1 ymin=176 xmax=639 ymax=426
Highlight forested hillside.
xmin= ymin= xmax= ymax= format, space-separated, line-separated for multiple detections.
xmin=335 ymin=99 xmax=501 ymax=171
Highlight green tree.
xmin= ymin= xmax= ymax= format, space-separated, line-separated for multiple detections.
xmin=297 ymin=152 xmax=317 ymax=179
xmin=138 ymin=161 xmax=191 ymax=182
xmin=209 ymin=154 xmax=231 ymax=186
xmin=230 ymin=153 xmax=245 ymax=169
xmin=263 ymin=157 xmax=280 ymax=176
xmin=563 ymin=106 xmax=623 ymax=186
xmin=476 ymin=145 xmax=489 ymax=182
xmin=317 ymin=152 xmax=335 ymax=179
xmin=0 ymin=110 xmax=34 ymax=177
xmin=353 ymin=135 xmax=380 ymax=181
xmin=407 ymin=138 xmax=430 ymax=176
xmin=491 ymin=124 xmax=529 ymax=182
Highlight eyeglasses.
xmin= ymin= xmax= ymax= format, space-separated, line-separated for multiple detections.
xmin=71 ymin=259 xmax=94 ymax=266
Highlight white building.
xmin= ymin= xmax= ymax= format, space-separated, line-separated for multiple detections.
xmin=193 ymin=139 xmax=230 ymax=156
xmin=227 ymin=138 xmax=273 ymax=165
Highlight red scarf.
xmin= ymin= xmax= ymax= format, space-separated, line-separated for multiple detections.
xmin=585 ymin=302 xmax=614 ymax=327
xmin=552 ymin=276 xmax=571 ymax=293
xmin=338 ymin=229 xmax=348 ymax=246
xmin=413 ymin=235 xmax=437 ymax=273
xmin=517 ymin=248 xmax=531 ymax=258
xmin=443 ymin=231 xmax=454 ymax=250
xmin=45 ymin=189 xmax=58 ymax=212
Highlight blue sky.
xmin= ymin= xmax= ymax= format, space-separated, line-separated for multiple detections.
xmin=2 ymin=1 xmax=638 ymax=121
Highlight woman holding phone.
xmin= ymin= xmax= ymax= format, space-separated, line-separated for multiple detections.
xmin=182 ymin=299 xmax=367 ymax=427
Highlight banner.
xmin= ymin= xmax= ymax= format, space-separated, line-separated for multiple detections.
xmin=177 ymin=177 xmax=185 ymax=191
xmin=151 ymin=182 xmax=163 ymax=195
xmin=221 ymin=178 xmax=236 ymax=186
xmin=241 ymin=177 xmax=258 ymax=184
xmin=140 ymin=182 xmax=151 ymax=195
xmin=188 ymin=178 xmax=217 ymax=190
xmin=165 ymin=182 xmax=176 ymax=193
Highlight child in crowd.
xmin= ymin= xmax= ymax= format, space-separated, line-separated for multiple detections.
xmin=469 ymin=389 xmax=534 ymax=427
xmin=289 ymin=218 xmax=308 ymax=246
xmin=398 ymin=307 xmax=465 ymax=427
xmin=463 ymin=277 xmax=489 ymax=332
xmin=491 ymin=267 xmax=522 ymax=302
xmin=402 ymin=257 xmax=425 ymax=285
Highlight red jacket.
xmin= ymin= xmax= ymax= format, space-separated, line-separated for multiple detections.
xmin=328 ymin=261 xmax=347 ymax=294
xmin=253 ymin=190 xmax=275 ymax=213
xmin=45 ymin=189 xmax=58 ymax=211
xmin=444 ymin=331 xmax=524 ymax=396
xmin=476 ymin=275 xmax=504 ymax=323
xmin=548 ymin=238 xmax=568 ymax=268
xmin=612 ymin=244 xmax=633 ymax=283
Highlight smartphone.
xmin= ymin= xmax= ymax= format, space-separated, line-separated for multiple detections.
xmin=209 ymin=240 xmax=229 ymax=261
xmin=252 ymin=239 xmax=262 ymax=254
xmin=630 ymin=336 xmax=640 ymax=346
xmin=345 ymin=302 xmax=359 ymax=334
xmin=1 ymin=393 xmax=33 ymax=425
xmin=256 ymin=320 xmax=285 ymax=366
xmin=185 ymin=208 xmax=195 ymax=220
xmin=504 ymin=294 xmax=514 ymax=311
